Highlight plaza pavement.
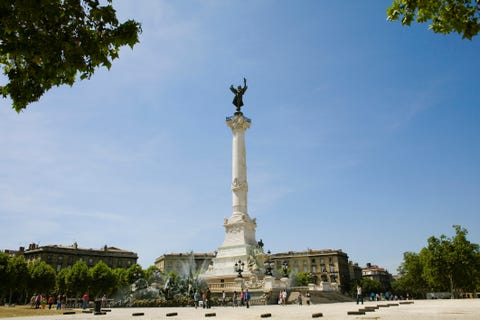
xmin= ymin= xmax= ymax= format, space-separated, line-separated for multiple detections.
xmin=8 ymin=299 xmax=480 ymax=320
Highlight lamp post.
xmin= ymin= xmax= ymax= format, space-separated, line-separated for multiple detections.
xmin=234 ymin=260 xmax=245 ymax=278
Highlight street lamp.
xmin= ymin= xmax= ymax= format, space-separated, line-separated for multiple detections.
xmin=234 ymin=260 xmax=245 ymax=278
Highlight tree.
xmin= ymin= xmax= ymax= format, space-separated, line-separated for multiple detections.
xmin=56 ymin=268 xmax=71 ymax=295
xmin=292 ymin=272 xmax=310 ymax=287
xmin=387 ymin=0 xmax=480 ymax=39
xmin=417 ymin=225 xmax=479 ymax=297
xmin=361 ymin=278 xmax=383 ymax=297
xmin=0 ymin=252 xmax=9 ymax=301
xmin=394 ymin=252 xmax=428 ymax=298
xmin=144 ymin=265 xmax=160 ymax=283
xmin=112 ymin=267 xmax=128 ymax=289
xmin=0 ymin=0 xmax=141 ymax=112
xmin=89 ymin=262 xmax=116 ymax=298
xmin=126 ymin=264 xmax=145 ymax=284
xmin=28 ymin=260 xmax=56 ymax=295
xmin=66 ymin=261 xmax=90 ymax=298
xmin=6 ymin=256 xmax=29 ymax=304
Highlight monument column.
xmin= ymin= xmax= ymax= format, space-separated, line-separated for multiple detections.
xmin=228 ymin=114 xmax=250 ymax=218
xmin=203 ymin=78 xmax=260 ymax=281
xmin=221 ymin=112 xmax=257 ymax=247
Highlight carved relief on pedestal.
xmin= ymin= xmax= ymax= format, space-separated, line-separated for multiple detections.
xmin=226 ymin=224 xmax=243 ymax=234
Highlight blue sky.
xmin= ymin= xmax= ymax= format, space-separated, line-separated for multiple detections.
xmin=1 ymin=1 xmax=479 ymax=274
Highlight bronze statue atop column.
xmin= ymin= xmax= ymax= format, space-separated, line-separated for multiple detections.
xmin=230 ymin=77 xmax=248 ymax=114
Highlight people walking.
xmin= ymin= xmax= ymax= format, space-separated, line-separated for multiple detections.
xmin=221 ymin=290 xmax=226 ymax=306
xmin=282 ymin=289 xmax=287 ymax=305
xmin=233 ymin=291 xmax=238 ymax=307
xmin=205 ymin=288 xmax=211 ymax=309
xmin=82 ymin=292 xmax=89 ymax=310
xmin=48 ymin=296 xmax=54 ymax=309
xmin=193 ymin=290 xmax=200 ymax=309
xmin=244 ymin=289 xmax=251 ymax=308
xmin=356 ymin=285 xmax=363 ymax=304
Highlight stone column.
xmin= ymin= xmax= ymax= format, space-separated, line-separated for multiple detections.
xmin=202 ymin=112 xmax=258 ymax=279
xmin=227 ymin=113 xmax=250 ymax=219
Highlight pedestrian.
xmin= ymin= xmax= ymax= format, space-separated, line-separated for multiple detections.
xmin=282 ymin=289 xmax=287 ymax=305
xmin=82 ymin=292 xmax=89 ymax=310
xmin=30 ymin=294 xmax=36 ymax=308
xmin=356 ymin=285 xmax=363 ymax=305
xmin=35 ymin=294 xmax=41 ymax=309
xmin=244 ymin=289 xmax=251 ymax=308
xmin=56 ymin=295 xmax=61 ymax=310
xmin=61 ymin=294 xmax=67 ymax=309
xmin=205 ymin=288 xmax=211 ymax=309
xmin=221 ymin=290 xmax=226 ymax=306
xmin=306 ymin=291 xmax=311 ymax=305
xmin=193 ymin=290 xmax=200 ymax=309
xmin=298 ymin=291 xmax=303 ymax=305
xmin=233 ymin=291 xmax=238 ymax=307
xmin=48 ymin=296 xmax=54 ymax=309
xmin=240 ymin=290 xmax=245 ymax=306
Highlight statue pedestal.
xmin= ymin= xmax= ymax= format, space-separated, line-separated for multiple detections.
xmin=319 ymin=281 xmax=332 ymax=291
xmin=280 ymin=277 xmax=290 ymax=289
xmin=263 ymin=276 xmax=275 ymax=291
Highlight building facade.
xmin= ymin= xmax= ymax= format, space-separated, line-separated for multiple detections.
xmin=362 ymin=263 xmax=393 ymax=290
xmin=270 ymin=249 xmax=352 ymax=292
xmin=23 ymin=243 xmax=138 ymax=271
xmin=155 ymin=252 xmax=214 ymax=275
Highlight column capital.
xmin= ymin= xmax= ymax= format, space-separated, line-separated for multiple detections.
xmin=226 ymin=113 xmax=251 ymax=131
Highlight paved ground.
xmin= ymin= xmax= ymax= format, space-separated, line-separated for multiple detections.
xmin=8 ymin=299 xmax=480 ymax=320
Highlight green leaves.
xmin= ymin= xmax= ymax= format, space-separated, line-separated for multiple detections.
xmin=387 ymin=0 xmax=480 ymax=39
xmin=0 ymin=0 xmax=142 ymax=112
xmin=397 ymin=225 xmax=480 ymax=298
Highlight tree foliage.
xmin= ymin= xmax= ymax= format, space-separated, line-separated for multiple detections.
xmin=292 ymin=271 xmax=310 ymax=287
xmin=66 ymin=261 xmax=90 ymax=297
xmin=0 ymin=252 xmax=9 ymax=299
xmin=394 ymin=251 xmax=428 ymax=298
xmin=56 ymin=268 xmax=70 ymax=295
xmin=396 ymin=225 xmax=480 ymax=297
xmin=89 ymin=261 xmax=116 ymax=298
xmin=387 ymin=0 xmax=480 ymax=39
xmin=0 ymin=0 xmax=142 ymax=112
xmin=0 ymin=254 xmax=151 ymax=304
xmin=6 ymin=256 xmax=29 ymax=303
xmin=28 ymin=260 xmax=56 ymax=295
xmin=126 ymin=263 xmax=145 ymax=284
